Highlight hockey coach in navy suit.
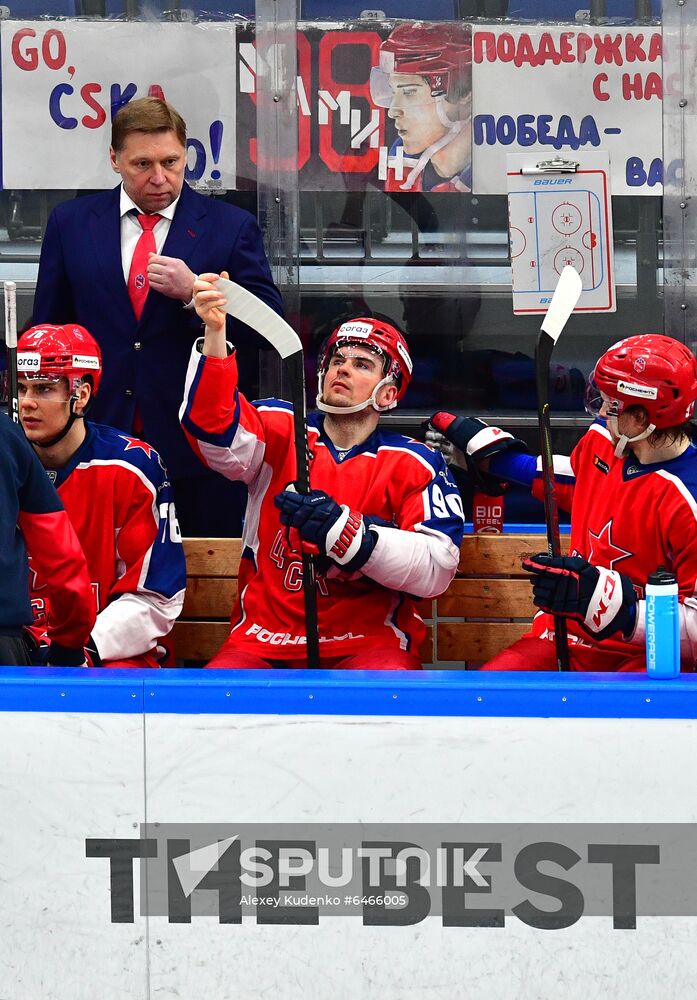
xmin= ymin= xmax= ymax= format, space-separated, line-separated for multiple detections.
xmin=33 ymin=97 xmax=284 ymax=536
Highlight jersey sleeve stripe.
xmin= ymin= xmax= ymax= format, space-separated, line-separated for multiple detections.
xmin=181 ymin=373 xmax=242 ymax=448
xmin=589 ymin=421 xmax=613 ymax=443
xmin=74 ymin=459 xmax=158 ymax=502
xmin=193 ymin=424 xmax=267 ymax=485
xmin=535 ymin=454 xmax=575 ymax=481
xmin=656 ymin=470 xmax=697 ymax=521
xmin=180 ymin=347 xmax=242 ymax=448
xmin=253 ymin=399 xmax=294 ymax=414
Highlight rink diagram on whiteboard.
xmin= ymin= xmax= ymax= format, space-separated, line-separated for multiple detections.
xmin=509 ymin=189 xmax=614 ymax=312
xmin=506 ymin=154 xmax=616 ymax=314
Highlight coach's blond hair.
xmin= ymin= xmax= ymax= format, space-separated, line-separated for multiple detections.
xmin=111 ymin=97 xmax=187 ymax=151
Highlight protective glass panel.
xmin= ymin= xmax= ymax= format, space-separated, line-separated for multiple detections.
xmin=0 ymin=0 xmax=671 ymax=525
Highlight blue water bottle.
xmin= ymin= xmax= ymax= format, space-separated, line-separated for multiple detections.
xmin=645 ymin=567 xmax=680 ymax=678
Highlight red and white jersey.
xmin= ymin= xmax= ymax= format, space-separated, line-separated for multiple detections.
xmin=28 ymin=423 xmax=186 ymax=667
xmin=181 ymin=345 xmax=464 ymax=660
xmin=530 ymin=421 xmax=697 ymax=667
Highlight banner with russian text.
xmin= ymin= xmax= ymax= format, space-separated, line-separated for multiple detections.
xmin=471 ymin=25 xmax=664 ymax=196
xmin=0 ymin=20 xmax=665 ymax=195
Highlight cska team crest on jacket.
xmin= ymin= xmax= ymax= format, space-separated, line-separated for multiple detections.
xmin=181 ymin=348 xmax=464 ymax=659
xmin=531 ymin=420 xmax=697 ymax=661
xmin=28 ymin=423 xmax=186 ymax=667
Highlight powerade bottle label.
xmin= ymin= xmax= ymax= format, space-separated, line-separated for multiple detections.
xmin=646 ymin=567 xmax=680 ymax=679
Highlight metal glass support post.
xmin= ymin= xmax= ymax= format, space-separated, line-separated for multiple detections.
xmin=662 ymin=0 xmax=697 ymax=351
xmin=255 ymin=0 xmax=300 ymax=399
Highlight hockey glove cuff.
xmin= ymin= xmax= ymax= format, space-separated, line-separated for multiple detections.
xmin=426 ymin=413 xmax=528 ymax=496
xmin=522 ymin=553 xmax=637 ymax=641
xmin=84 ymin=635 xmax=102 ymax=667
xmin=46 ymin=642 xmax=88 ymax=667
xmin=26 ymin=629 xmax=101 ymax=667
xmin=274 ymin=487 xmax=378 ymax=571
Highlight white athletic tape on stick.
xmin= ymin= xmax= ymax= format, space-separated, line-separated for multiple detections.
xmin=540 ymin=265 xmax=583 ymax=343
xmin=217 ymin=278 xmax=302 ymax=360
xmin=4 ymin=280 xmax=17 ymax=349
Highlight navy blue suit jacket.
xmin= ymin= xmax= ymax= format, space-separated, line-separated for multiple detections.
xmin=33 ymin=182 xmax=283 ymax=479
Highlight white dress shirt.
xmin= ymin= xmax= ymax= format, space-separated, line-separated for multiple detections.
xmin=118 ymin=186 xmax=180 ymax=283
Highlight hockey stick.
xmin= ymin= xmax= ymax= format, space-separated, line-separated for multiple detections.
xmin=535 ymin=264 xmax=583 ymax=672
xmin=4 ymin=281 xmax=18 ymax=424
xmin=216 ymin=278 xmax=321 ymax=670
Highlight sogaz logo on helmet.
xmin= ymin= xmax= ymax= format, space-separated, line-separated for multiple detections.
xmin=617 ymin=380 xmax=658 ymax=400
xmin=16 ymin=352 xmax=42 ymax=371
xmin=336 ymin=322 xmax=373 ymax=339
xmin=72 ymin=355 xmax=100 ymax=369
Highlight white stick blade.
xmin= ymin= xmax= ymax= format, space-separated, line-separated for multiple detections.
xmin=540 ymin=266 xmax=582 ymax=343
xmin=4 ymin=280 xmax=17 ymax=349
xmin=216 ymin=278 xmax=300 ymax=359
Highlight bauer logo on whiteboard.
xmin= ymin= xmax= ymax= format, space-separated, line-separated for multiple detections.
xmin=16 ymin=352 xmax=42 ymax=371
xmin=617 ymin=380 xmax=658 ymax=400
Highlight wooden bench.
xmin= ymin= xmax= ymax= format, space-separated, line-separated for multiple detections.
xmin=175 ymin=534 xmax=569 ymax=667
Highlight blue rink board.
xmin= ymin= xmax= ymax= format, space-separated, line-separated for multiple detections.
xmin=1 ymin=668 xmax=697 ymax=719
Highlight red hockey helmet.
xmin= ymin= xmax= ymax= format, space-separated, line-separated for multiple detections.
xmin=318 ymin=316 xmax=413 ymax=407
xmin=371 ymin=22 xmax=472 ymax=108
xmin=17 ymin=324 xmax=102 ymax=396
xmin=587 ymin=334 xmax=697 ymax=429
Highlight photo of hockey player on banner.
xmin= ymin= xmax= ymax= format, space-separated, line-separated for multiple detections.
xmin=371 ymin=22 xmax=472 ymax=193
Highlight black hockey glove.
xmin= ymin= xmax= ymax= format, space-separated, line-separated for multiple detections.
xmin=274 ymin=486 xmax=379 ymax=572
xmin=24 ymin=630 xmax=100 ymax=667
xmin=425 ymin=412 xmax=527 ymax=496
xmin=522 ymin=553 xmax=637 ymax=641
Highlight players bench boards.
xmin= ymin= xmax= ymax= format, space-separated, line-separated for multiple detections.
xmin=175 ymin=534 xmax=571 ymax=668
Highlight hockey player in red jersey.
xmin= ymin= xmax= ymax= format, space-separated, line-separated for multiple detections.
xmin=429 ymin=335 xmax=697 ymax=671
xmin=180 ymin=272 xmax=464 ymax=669
xmin=17 ymin=323 xmax=186 ymax=668
xmin=1 ymin=412 xmax=95 ymax=666
xmin=370 ymin=22 xmax=472 ymax=193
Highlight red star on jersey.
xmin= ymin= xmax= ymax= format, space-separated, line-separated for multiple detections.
xmin=118 ymin=434 xmax=155 ymax=459
xmin=587 ymin=519 xmax=633 ymax=570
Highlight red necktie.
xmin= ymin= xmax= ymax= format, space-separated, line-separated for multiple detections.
xmin=128 ymin=213 xmax=160 ymax=319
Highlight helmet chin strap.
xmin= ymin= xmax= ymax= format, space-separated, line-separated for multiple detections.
xmin=34 ymin=398 xmax=85 ymax=449
xmin=401 ymin=111 xmax=463 ymax=192
xmin=608 ymin=415 xmax=655 ymax=458
xmin=316 ymin=375 xmax=397 ymax=415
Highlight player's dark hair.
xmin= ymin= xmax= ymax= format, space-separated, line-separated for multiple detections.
xmin=78 ymin=373 xmax=96 ymax=393
xmin=111 ymin=98 xmax=187 ymax=151
xmin=625 ymin=403 xmax=695 ymax=447
xmin=649 ymin=420 xmax=697 ymax=447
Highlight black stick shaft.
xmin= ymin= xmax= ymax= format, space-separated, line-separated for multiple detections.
xmin=536 ymin=334 xmax=570 ymax=671
xmin=285 ymin=353 xmax=321 ymax=669
xmin=7 ymin=345 xmax=18 ymax=424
